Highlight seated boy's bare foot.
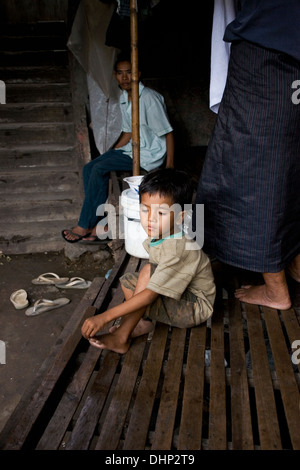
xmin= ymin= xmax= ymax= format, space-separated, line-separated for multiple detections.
xmin=109 ymin=319 xmax=154 ymax=338
xmin=89 ymin=334 xmax=130 ymax=354
xmin=63 ymin=226 xmax=89 ymax=242
xmin=234 ymin=284 xmax=291 ymax=310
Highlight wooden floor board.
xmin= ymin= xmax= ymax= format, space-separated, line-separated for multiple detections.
xmin=122 ymin=323 xmax=169 ymax=450
xmin=95 ymin=336 xmax=148 ymax=450
xmin=228 ymin=296 xmax=254 ymax=450
xmin=1 ymin=254 xmax=299 ymax=451
xmin=65 ymin=350 xmax=121 ymax=450
xmin=208 ymin=295 xmax=227 ymax=449
xmin=245 ymin=303 xmax=282 ymax=449
xmin=177 ymin=325 xmax=207 ymax=450
xmin=151 ymin=327 xmax=187 ymax=450
xmin=36 ymin=341 xmax=102 ymax=450
xmin=263 ymin=307 xmax=300 ymax=450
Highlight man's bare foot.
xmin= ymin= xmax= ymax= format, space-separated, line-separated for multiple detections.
xmin=235 ymin=284 xmax=291 ymax=310
xmin=63 ymin=226 xmax=90 ymax=242
xmin=89 ymin=334 xmax=131 ymax=354
xmin=81 ymin=224 xmax=110 ymax=242
xmin=109 ymin=319 xmax=154 ymax=338
xmin=81 ymin=227 xmax=97 ymax=242
xmin=287 ymin=260 xmax=300 ymax=283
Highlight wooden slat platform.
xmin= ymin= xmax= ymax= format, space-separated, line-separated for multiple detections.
xmin=0 ymin=250 xmax=299 ymax=451
xmin=0 ymin=172 xmax=299 ymax=451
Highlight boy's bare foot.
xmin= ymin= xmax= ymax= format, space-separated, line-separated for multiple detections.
xmin=235 ymin=284 xmax=291 ymax=310
xmin=63 ymin=226 xmax=90 ymax=242
xmin=109 ymin=319 xmax=154 ymax=338
xmin=89 ymin=319 xmax=154 ymax=354
xmin=89 ymin=334 xmax=131 ymax=354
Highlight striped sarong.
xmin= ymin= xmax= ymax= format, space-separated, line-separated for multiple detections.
xmin=195 ymin=40 xmax=300 ymax=272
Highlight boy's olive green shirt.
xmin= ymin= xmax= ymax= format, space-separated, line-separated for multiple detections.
xmin=142 ymin=233 xmax=216 ymax=308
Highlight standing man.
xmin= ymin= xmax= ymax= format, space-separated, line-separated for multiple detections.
xmin=195 ymin=0 xmax=300 ymax=309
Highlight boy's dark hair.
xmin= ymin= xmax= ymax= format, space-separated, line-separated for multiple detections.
xmin=139 ymin=168 xmax=193 ymax=210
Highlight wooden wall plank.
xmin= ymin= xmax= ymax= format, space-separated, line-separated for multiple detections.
xmin=1 ymin=0 xmax=69 ymax=23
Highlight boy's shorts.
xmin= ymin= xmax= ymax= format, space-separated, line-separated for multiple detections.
xmin=119 ymin=268 xmax=213 ymax=329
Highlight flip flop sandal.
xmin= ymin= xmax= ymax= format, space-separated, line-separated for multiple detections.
xmin=32 ymin=272 xmax=69 ymax=285
xmin=55 ymin=277 xmax=92 ymax=289
xmin=61 ymin=229 xmax=91 ymax=244
xmin=25 ymin=298 xmax=70 ymax=317
xmin=79 ymin=234 xmax=112 ymax=245
xmin=10 ymin=289 xmax=29 ymax=310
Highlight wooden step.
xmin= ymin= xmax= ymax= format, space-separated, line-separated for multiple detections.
xmin=0 ymin=21 xmax=67 ymax=38
xmin=0 ymin=35 xmax=67 ymax=52
xmin=0 ymin=103 xmax=73 ymax=123
xmin=0 ymin=220 xmax=79 ymax=239
xmin=0 ymin=237 xmax=67 ymax=256
xmin=0 ymin=220 xmax=77 ymax=255
xmin=0 ymin=50 xmax=69 ymax=67
xmin=0 ymin=199 xmax=81 ymax=223
xmin=0 ymin=21 xmax=90 ymax=255
xmin=0 ymin=218 xmax=82 ymax=249
xmin=0 ymin=65 xmax=70 ymax=84
xmin=0 ymin=122 xmax=75 ymax=146
xmin=6 ymin=83 xmax=72 ymax=103
xmin=0 ymin=146 xmax=76 ymax=172
xmin=0 ymin=170 xmax=81 ymax=200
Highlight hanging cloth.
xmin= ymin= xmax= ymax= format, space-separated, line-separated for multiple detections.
xmin=209 ymin=0 xmax=237 ymax=113
xmin=67 ymin=0 xmax=122 ymax=153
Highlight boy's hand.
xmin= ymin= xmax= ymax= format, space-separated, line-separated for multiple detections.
xmin=81 ymin=314 xmax=107 ymax=339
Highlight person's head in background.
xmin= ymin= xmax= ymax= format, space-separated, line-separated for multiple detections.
xmin=114 ymin=53 xmax=141 ymax=96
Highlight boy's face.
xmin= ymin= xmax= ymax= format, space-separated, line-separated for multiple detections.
xmin=140 ymin=192 xmax=180 ymax=240
xmin=114 ymin=61 xmax=132 ymax=92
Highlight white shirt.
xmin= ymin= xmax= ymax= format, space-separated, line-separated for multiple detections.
xmin=210 ymin=0 xmax=237 ymax=113
xmin=119 ymin=83 xmax=173 ymax=171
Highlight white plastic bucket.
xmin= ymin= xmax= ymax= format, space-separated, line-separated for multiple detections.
xmin=120 ymin=188 xmax=149 ymax=259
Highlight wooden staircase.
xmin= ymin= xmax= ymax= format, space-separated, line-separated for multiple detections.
xmin=0 ymin=21 xmax=88 ymax=254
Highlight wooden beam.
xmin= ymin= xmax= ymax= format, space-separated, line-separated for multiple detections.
xmin=130 ymin=0 xmax=140 ymax=176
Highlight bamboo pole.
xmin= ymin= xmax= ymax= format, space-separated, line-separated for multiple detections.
xmin=130 ymin=0 xmax=140 ymax=175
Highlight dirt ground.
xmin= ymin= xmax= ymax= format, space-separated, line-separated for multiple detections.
xmin=0 ymin=247 xmax=114 ymax=434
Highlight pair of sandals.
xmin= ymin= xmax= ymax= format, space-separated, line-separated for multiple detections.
xmin=61 ymin=229 xmax=111 ymax=245
xmin=10 ymin=272 xmax=92 ymax=317
xmin=10 ymin=289 xmax=70 ymax=316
